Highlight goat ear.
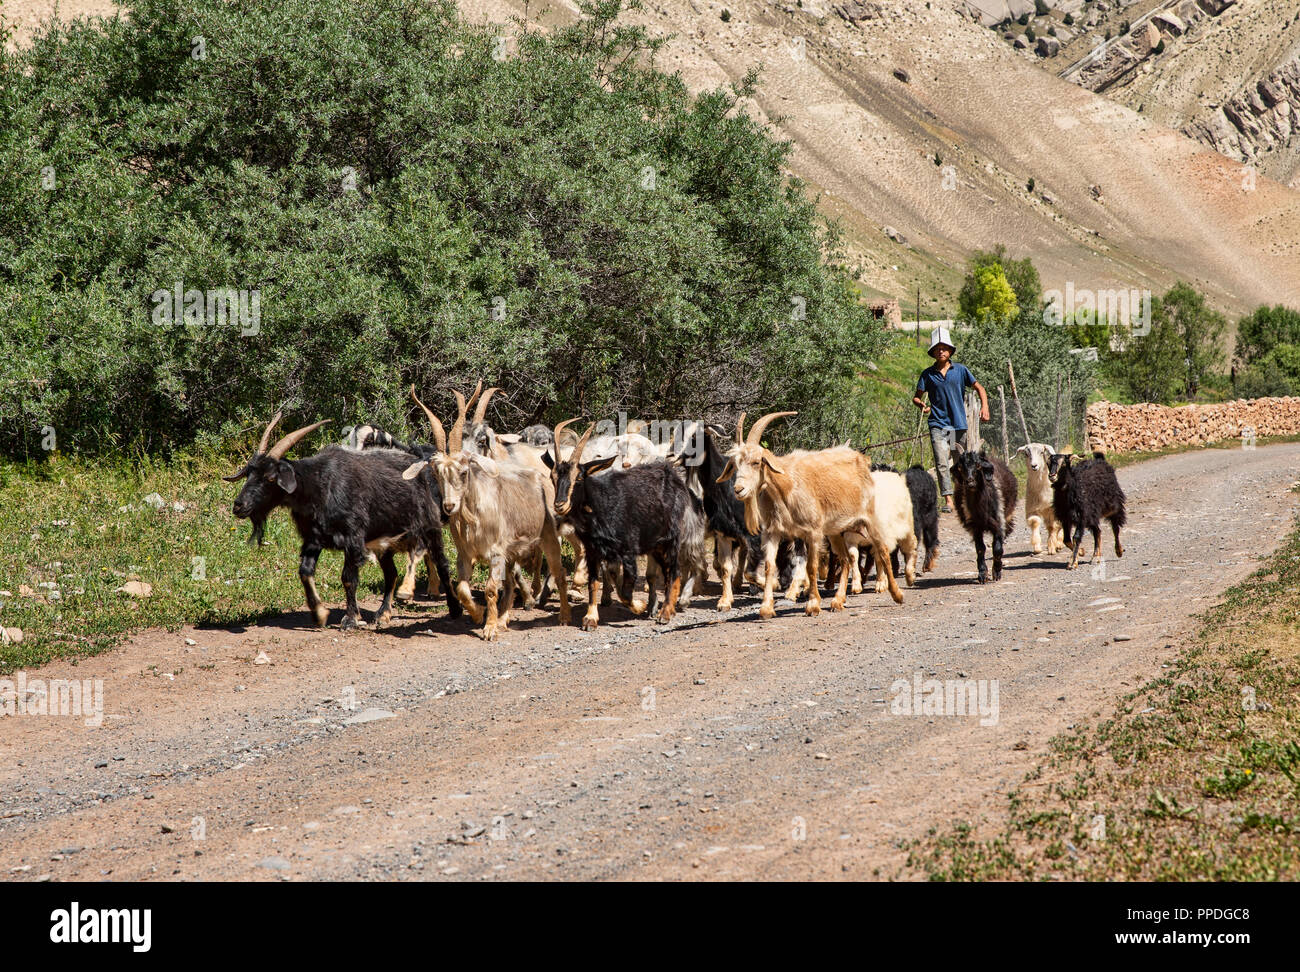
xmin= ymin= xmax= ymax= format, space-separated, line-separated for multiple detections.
xmin=498 ymin=433 xmax=521 ymax=445
xmin=223 ymin=463 xmax=250 ymax=482
xmin=401 ymin=460 xmax=428 ymax=480
xmin=271 ymin=460 xmax=298 ymax=494
xmin=715 ymin=459 xmax=735 ymax=484
xmin=582 ymin=455 xmax=618 ymax=477
xmin=540 ymin=450 xmax=555 ymax=469
xmin=1015 ymin=445 xmax=1027 ymax=456
xmin=761 ymin=455 xmax=785 ymax=476
xmin=472 ymin=455 xmax=500 ymax=477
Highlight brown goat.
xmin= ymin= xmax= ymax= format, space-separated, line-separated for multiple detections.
xmin=718 ymin=412 xmax=902 ymax=618
xmin=403 ymin=388 xmax=571 ymax=640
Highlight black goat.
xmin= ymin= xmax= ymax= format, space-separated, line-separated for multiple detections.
xmin=545 ymin=421 xmax=693 ymax=630
xmin=1047 ymin=452 xmax=1127 ymax=569
xmin=904 ymin=464 xmax=941 ymax=573
xmin=225 ymin=414 xmax=460 ymax=629
xmin=951 ymin=447 xmax=1018 ymax=583
xmin=675 ymin=424 xmax=761 ymax=610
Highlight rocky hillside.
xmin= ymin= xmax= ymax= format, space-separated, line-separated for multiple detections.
xmin=976 ymin=0 xmax=1300 ymax=189
xmin=8 ymin=0 xmax=1300 ymax=317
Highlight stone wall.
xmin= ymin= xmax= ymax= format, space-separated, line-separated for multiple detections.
xmin=1085 ymin=397 xmax=1300 ymax=453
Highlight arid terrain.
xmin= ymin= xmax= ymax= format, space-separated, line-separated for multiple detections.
xmin=2 ymin=443 xmax=1296 ymax=880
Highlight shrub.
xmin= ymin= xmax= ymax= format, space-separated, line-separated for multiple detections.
xmin=0 ymin=0 xmax=886 ymax=459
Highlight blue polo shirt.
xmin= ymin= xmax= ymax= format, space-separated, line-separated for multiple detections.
xmin=916 ymin=362 xmax=976 ymax=430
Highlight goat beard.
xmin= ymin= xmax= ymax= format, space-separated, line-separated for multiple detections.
xmin=743 ymin=496 xmax=761 ymax=537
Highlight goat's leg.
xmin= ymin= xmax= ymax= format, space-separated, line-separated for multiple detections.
xmin=804 ymin=535 xmax=823 ymax=617
xmin=644 ymin=557 xmax=662 ymax=618
xmin=716 ymin=536 xmax=737 ymax=611
xmin=425 ymin=538 xmax=460 ymax=619
xmin=299 ymin=543 xmax=329 ymax=628
xmin=900 ymin=531 xmax=918 ymax=587
xmin=992 ymin=532 xmax=1004 ymax=582
xmin=1051 ymin=519 xmax=1065 ymax=555
xmin=619 ymin=556 xmax=647 ymax=615
xmin=373 ymin=552 xmax=400 ymax=627
xmin=422 ymin=553 xmax=440 ymax=597
xmin=784 ymin=543 xmax=807 ymax=602
xmin=657 ymin=552 xmax=681 ymax=624
xmin=759 ymin=534 xmax=780 ymax=620
xmin=480 ymin=552 xmax=505 ymax=641
xmin=581 ymin=554 xmax=602 ymax=631
xmin=498 ymin=560 xmax=517 ymax=631
xmin=540 ymin=524 xmax=571 ymax=627
xmin=453 ymin=549 xmax=484 ymax=624
xmin=1111 ymin=517 xmax=1124 ymax=558
xmin=1027 ymin=514 xmax=1043 ymax=555
xmin=1067 ymin=524 xmax=1084 ymax=569
xmin=570 ymin=536 xmax=588 ymax=591
xmin=396 ymin=550 xmax=418 ymax=600
xmin=1090 ymin=527 xmax=1102 ymax=563
xmin=340 ymin=545 xmax=365 ymax=630
xmin=974 ymin=532 xmax=989 ymax=584
xmin=827 ymin=534 xmax=852 ymax=612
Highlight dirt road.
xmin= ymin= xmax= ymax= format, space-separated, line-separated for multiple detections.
xmin=2 ymin=444 xmax=1297 ymax=881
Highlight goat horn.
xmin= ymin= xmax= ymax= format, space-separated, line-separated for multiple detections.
xmin=257 ymin=412 xmax=283 ymax=454
xmin=746 ymin=411 xmax=797 ymax=446
xmin=472 ymin=386 xmax=502 ymax=425
xmin=450 ymin=390 xmax=469 ymax=453
xmin=572 ymin=422 xmax=596 ymax=467
xmin=463 ymin=380 xmax=483 ymax=414
xmin=410 ymin=385 xmax=446 ymax=454
xmin=266 ymin=419 xmax=332 ymax=460
xmin=734 ymin=412 xmax=746 ymax=447
xmin=552 ymin=418 xmax=581 ymax=465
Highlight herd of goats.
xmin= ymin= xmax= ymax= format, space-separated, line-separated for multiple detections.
xmin=222 ymin=382 xmax=1129 ymax=640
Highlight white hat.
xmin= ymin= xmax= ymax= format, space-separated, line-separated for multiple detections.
xmin=928 ymin=326 xmax=955 ymax=357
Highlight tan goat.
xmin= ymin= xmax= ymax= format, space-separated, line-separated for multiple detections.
xmin=402 ymin=388 xmax=570 ymax=640
xmin=718 ymin=412 xmax=902 ymax=618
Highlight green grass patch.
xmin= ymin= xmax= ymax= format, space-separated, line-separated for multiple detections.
xmin=0 ymin=451 xmax=454 ymax=673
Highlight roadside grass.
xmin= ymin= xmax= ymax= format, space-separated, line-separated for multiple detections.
xmin=906 ymin=492 xmax=1300 ymax=881
xmin=0 ymin=451 xmax=455 ymax=674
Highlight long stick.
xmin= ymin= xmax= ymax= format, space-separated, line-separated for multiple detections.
xmin=1052 ymin=372 xmax=1063 ymax=449
xmin=1007 ymin=359 xmax=1031 ymax=446
xmin=999 ymin=385 xmax=1008 ymax=460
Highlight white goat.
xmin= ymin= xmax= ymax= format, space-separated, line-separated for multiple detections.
xmin=1017 ymin=442 xmax=1066 ymax=555
xmin=403 ymin=389 xmax=571 ymax=640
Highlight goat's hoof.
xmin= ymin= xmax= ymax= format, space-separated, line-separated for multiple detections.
xmin=373 ymin=612 xmax=392 ymax=629
xmin=581 ymin=616 xmax=599 ymax=632
xmin=656 ymin=611 xmax=673 ymax=625
xmin=340 ymin=615 xmax=360 ymax=631
xmin=758 ymin=604 xmax=776 ymax=620
xmin=1115 ymin=544 xmax=1124 ymax=558
xmin=312 ymin=609 xmax=329 ymax=628
xmin=804 ymin=602 xmax=821 ymax=617
xmin=829 ymin=598 xmax=846 ymax=612
xmin=716 ymin=600 xmax=733 ymax=612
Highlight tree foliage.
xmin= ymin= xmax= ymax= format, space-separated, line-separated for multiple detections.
xmin=0 ymin=0 xmax=886 ymax=457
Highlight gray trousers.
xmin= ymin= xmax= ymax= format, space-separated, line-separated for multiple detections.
xmin=929 ymin=427 xmax=967 ymax=497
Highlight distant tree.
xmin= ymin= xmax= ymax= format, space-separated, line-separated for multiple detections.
xmin=960 ymin=265 xmax=1018 ymax=324
xmin=1161 ymin=282 xmax=1226 ymax=399
xmin=1117 ymin=297 xmax=1183 ymax=404
xmin=958 ymin=244 xmax=1043 ymax=323
xmin=1235 ymin=304 xmax=1300 ymax=364
xmin=1034 ymin=0 xmax=1049 ymax=14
